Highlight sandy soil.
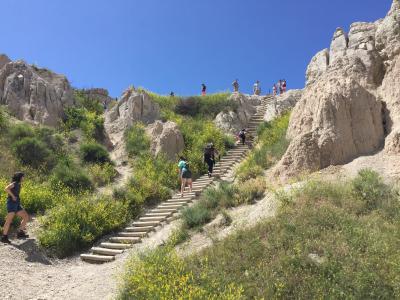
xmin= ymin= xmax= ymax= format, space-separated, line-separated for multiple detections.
xmin=0 ymin=218 xmax=181 ymax=300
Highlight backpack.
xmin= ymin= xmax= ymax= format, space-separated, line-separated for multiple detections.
xmin=239 ymin=130 xmax=246 ymax=138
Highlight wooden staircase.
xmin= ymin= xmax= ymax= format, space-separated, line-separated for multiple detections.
xmin=80 ymin=96 xmax=272 ymax=263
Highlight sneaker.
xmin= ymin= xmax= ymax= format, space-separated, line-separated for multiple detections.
xmin=17 ymin=231 xmax=29 ymax=239
xmin=1 ymin=235 xmax=11 ymax=244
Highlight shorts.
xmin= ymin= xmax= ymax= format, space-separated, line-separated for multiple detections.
xmin=7 ymin=199 xmax=23 ymax=213
xmin=182 ymin=169 xmax=192 ymax=179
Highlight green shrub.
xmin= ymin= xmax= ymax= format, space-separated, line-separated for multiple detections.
xmin=236 ymin=177 xmax=266 ymax=204
xmin=112 ymin=187 xmax=144 ymax=219
xmin=80 ymin=142 xmax=111 ymax=164
xmin=182 ymin=204 xmax=212 ymax=229
xmin=63 ymin=104 xmax=105 ymax=141
xmin=74 ymin=90 xmax=104 ymax=115
xmin=125 ymin=123 xmax=150 ymax=157
xmin=0 ymin=107 xmax=8 ymax=129
xmin=118 ymin=247 xmax=243 ymax=299
xmin=182 ymin=182 xmax=240 ymax=229
xmin=203 ymin=182 xmax=238 ymax=209
xmin=39 ymin=195 xmax=128 ymax=258
xmin=12 ymin=137 xmax=54 ymax=169
xmin=20 ymin=181 xmax=56 ymax=214
xmin=129 ymin=154 xmax=176 ymax=206
xmin=175 ymin=93 xmax=235 ymax=118
xmin=88 ymin=163 xmax=117 ymax=187
xmin=8 ymin=123 xmax=35 ymax=140
xmin=351 ymin=168 xmax=392 ymax=211
xmin=167 ymin=227 xmax=190 ymax=247
xmin=51 ymin=160 xmax=93 ymax=192
xmin=36 ymin=127 xmax=64 ymax=153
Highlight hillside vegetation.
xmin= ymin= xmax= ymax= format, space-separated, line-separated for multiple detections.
xmin=119 ymin=169 xmax=400 ymax=299
xmin=0 ymin=91 xmax=237 ymax=257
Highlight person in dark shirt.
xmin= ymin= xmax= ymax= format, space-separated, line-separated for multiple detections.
xmin=201 ymin=83 xmax=207 ymax=96
xmin=204 ymin=143 xmax=219 ymax=177
xmin=1 ymin=172 xmax=30 ymax=244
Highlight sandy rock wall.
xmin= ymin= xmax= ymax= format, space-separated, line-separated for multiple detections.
xmin=0 ymin=59 xmax=74 ymax=126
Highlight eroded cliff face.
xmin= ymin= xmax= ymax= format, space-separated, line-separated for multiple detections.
xmin=274 ymin=0 xmax=400 ymax=177
xmin=0 ymin=58 xmax=74 ymax=126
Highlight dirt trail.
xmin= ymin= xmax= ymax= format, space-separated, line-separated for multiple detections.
xmin=0 ymin=218 xmax=181 ymax=300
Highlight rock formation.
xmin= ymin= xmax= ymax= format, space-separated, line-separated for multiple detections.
xmin=104 ymin=87 xmax=160 ymax=162
xmin=215 ymin=93 xmax=261 ymax=134
xmin=0 ymin=54 xmax=11 ymax=69
xmin=264 ymin=89 xmax=302 ymax=122
xmin=145 ymin=121 xmax=185 ymax=160
xmin=275 ymin=0 xmax=400 ymax=177
xmin=0 ymin=59 xmax=74 ymax=126
xmin=77 ymin=88 xmax=114 ymax=107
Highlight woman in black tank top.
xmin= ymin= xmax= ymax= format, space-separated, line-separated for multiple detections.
xmin=1 ymin=172 xmax=30 ymax=244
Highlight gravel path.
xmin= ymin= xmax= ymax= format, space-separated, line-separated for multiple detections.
xmin=0 ymin=216 xmax=181 ymax=300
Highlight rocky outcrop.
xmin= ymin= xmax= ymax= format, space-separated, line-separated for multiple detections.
xmin=275 ymin=1 xmax=400 ymax=178
xmin=0 ymin=60 xmax=74 ymax=126
xmin=381 ymin=54 xmax=400 ymax=153
xmin=104 ymin=87 xmax=160 ymax=162
xmin=375 ymin=0 xmax=400 ymax=63
xmin=78 ymin=88 xmax=114 ymax=106
xmin=146 ymin=121 xmax=184 ymax=160
xmin=306 ymin=49 xmax=329 ymax=85
xmin=215 ymin=93 xmax=260 ymax=134
xmin=0 ymin=54 xmax=11 ymax=69
xmin=264 ymin=89 xmax=302 ymax=122
xmin=275 ymin=78 xmax=384 ymax=177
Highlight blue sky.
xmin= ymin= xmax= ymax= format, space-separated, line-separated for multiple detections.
xmin=0 ymin=0 xmax=391 ymax=97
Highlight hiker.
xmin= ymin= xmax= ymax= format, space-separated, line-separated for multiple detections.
xmin=204 ymin=143 xmax=219 ymax=177
xmin=273 ymin=84 xmax=277 ymax=96
xmin=238 ymin=129 xmax=247 ymax=145
xmin=178 ymin=157 xmax=192 ymax=197
xmin=1 ymin=172 xmax=29 ymax=244
xmin=232 ymin=79 xmax=239 ymax=92
xmin=201 ymin=83 xmax=207 ymax=96
xmin=170 ymin=91 xmax=175 ymax=97
xmin=282 ymin=80 xmax=287 ymax=93
xmin=253 ymin=80 xmax=261 ymax=95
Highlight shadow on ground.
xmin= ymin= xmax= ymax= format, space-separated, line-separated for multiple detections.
xmin=13 ymin=239 xmax=52 ymax=265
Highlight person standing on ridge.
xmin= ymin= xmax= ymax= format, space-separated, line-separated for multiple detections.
xmin=282 ymin=80 xmax=287 ymax=93
xmin=278 ymin=80 xmax=283 ymax=95
xmin=273 ymin=84 xmax=277 ymax=96
xmin=1 ymin=172 xmax=29 ymax=244
xmin=253 ymin=80 xmax=261 ymax=95
xmin=232 ymin=79 xmax=239 ymax=92
xmin=204 ymin=143 xmax=219 ymax=177
xmin=201 ymin=83 xmax=207 ymax=96
xmin=170 ymin=91 xmax=175 ymax=97
xmin=178 ymin=157 xmax=192 ymax=197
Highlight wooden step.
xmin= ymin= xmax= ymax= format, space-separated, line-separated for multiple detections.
xmin=167 ymin=198 xmax=192 ymax=203
xmin=132 ymin=221 xmax=161 ymax=227
xmin=91 ymin=247 xmax=124 ymax=256
xmin=159 ymin=202 xmax=187 ymax=207
xmin=139 ymin=216 xmax=167 ymax=222
xmin=81 ymin=254 xmax=114 ymax=263
xmin=125 ymin=226 xmax=154 ymax=232
xmin=145 ymin=212 xmax=172 ymax=217
xmin=151 ymin=208 xmax=178 ymax=213
xmin=158 ymin=205 xmax=184 ymax=210
xmin=109 ymin=236 xmax=141 ymax=243
xmin=100 ymin=242 xmax=132 ymax=250
xmin=118 ymin=231 xmax=148 ymax=238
